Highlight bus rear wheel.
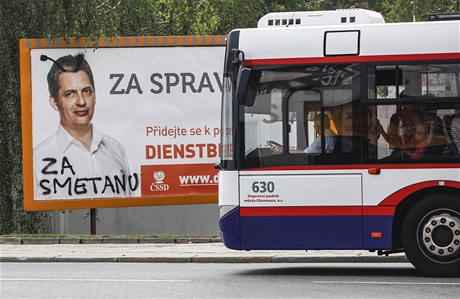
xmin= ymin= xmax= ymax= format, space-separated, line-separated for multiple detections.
xmin=402 ymin=193 xmax=460 ymax=277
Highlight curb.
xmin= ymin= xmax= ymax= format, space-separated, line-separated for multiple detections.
xmin=0 ymin=237 xmax=410 ymax=264
xmin=0 ymin=236 xmax=222 ymax=245
xmin=0 ymin=255 xmax=409 ymax=263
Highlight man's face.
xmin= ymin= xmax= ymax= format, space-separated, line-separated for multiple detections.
xmin=313 ymin=121 xmax=320 ymax=136
xmin=50 ymin=71 xmax=95 ymax=131
xmin=415 ymin=125 xmax=426 ymax=143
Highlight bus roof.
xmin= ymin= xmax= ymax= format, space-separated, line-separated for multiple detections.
xmin=257 ymin=9 xmax=385 ymax=28
xmin=237 ymin=18 xmax=460 ymax=64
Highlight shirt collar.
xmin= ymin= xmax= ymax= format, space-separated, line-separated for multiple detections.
xmin=90 ymin=126 xmax=103 ymax=153
xmin=56 ymin=124 xmax=103 ymax=153
xmin=324 ymin=128 xmax=335 ymax=136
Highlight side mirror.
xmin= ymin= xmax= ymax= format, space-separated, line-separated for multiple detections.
xmin=236 ymin=67 xmax=255 ymax=106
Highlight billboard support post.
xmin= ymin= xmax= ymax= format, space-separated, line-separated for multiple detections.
xmin=90 ymin=209 xmax=96 ymax=235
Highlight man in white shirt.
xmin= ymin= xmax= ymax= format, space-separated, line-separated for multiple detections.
xmin=303 ymin=113 xmax=336 ymax=154
xmin=34 ymin=54 xmax=137 ymax=199
xmin=270 ymin=113 xmax=336 ymax=155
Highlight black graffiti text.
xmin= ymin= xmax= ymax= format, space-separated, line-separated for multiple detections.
xmin=41 ymin=157 xmax=75 ymax=175
xmin=38 ymin=156 xmax=139 ymax=197
xmin=39 ymin=174 xmax=139 ymax=197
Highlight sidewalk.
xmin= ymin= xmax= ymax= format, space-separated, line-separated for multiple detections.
xmin=0 ymin=237 xmax=409 ymax=263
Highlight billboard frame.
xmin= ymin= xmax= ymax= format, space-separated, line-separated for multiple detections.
xmin=20 ymin=35 xmax=226 ymax=211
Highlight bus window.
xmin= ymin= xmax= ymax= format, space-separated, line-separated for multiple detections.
xmin=368 ymin=63 xmax=460 ymax=100
xmin=243 ymin=64 xmax=361 ymax=165
xmin=403 ymin=64 xmax=460 ymax=98
xmin=244 ymin=84 xmax=284 ymax=159
xmin=368 ymin=65 xmax=401 ymax=99
xmin=367 ymin=62 xmax=460 ymax=162
xmin=287 ymin=90 xmax=320 ymax=153
xmin=366 ymin=103 xmax=458 ymax=162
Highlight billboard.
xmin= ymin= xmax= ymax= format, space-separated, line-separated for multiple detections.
xmin=20 ymin=36 xmax=226 ymax=211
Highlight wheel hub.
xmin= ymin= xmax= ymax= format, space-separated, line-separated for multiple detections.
xmin=421 ymin=213 xmax=460 ymax=258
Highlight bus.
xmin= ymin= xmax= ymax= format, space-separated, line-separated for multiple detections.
xmin=217 ymin=9 xmax=460 ymax=277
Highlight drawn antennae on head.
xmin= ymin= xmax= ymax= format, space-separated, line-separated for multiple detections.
xmin=74 ymin=54 xmax=84 ymax=71
xmin=40 ymin=54 xmax=85 ymax=72
xmin=40 ymin=55 xmax=67 ymax=72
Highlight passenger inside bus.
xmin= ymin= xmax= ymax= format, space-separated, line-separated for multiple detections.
xmin=447 ymin=107 xmax=460 ymax=154
xmin=422 ymin=107 xmax=448 ymax=157
xmin=304 ymin=113 xmax=336 ymax=154
xmin=380 ymin=110 xmax=415 ymax=160
xmin=408 ymin=123 xmax=428 ymax=159
xmin=271 ymin=113 xmax=336 ymax=154
xmin=379 ymin=113 xmax=403 ymax=159
xmin=378 ymin=102 xmax=452 ymax=161
xmin=399 ymin=114 xmax=417 ymax=151
xmin=380 ymin=113 xmax=402 ymax=152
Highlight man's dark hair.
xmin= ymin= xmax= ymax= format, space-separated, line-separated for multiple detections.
xmin=47 ymin=54 xmax=95 ymax=101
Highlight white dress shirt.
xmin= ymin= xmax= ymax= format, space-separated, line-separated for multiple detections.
xmin=33 ymin=124 xmax=134 ymax=199
xmin=304 ymin=129 xmax=336 ymax=154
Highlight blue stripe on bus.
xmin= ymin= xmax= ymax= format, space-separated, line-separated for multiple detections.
xmin=240 ymin=214 xmax=363 ymax=249
xmin=219 ymin=207 xmax=394 ymax=250
xmin=363 ymin=215 xmax=394 ymax=249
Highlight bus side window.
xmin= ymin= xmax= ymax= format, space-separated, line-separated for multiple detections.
xmin=369 ymin=104 xmax=457 ymax=162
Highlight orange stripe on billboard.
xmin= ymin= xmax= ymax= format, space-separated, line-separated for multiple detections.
xmin=21 ymin=35 xmax=226 ymax=49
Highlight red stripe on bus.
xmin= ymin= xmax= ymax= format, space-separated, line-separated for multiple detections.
xmin=240 ymin=206 xmax=395 ymax=217
xmin=240 ymin=206 xmax=360 ymax=216
xmin=378 ymin=180 xmax=460 ymax=206
xmin=238 ymin=181 xmax=459 ymax=216
xmin=245 ymin=53 xmax=460 ymax=66
xmin=243 ymin=164 xmax=460 ymax=172
xmin=363 ymin=206 xmax=395 ymax=216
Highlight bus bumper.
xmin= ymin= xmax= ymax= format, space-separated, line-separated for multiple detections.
xmin=219 ymin=207 xmax=241 ymax=250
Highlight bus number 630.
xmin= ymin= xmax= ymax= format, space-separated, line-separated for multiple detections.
xmin=252 ymin=181 xmax=275 ymax=193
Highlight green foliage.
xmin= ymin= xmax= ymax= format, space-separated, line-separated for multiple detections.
xmin=1 ymin=0 xmax=459 ymax=233
xmin=382 ymin=0 xmax=460 ymax=22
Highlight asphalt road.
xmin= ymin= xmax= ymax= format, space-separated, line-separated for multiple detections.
xmin=1 ymin=263 xmax=460 ymax=298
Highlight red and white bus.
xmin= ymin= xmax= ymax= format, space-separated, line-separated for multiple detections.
xmin=217 ymin=9 xmax=460 ymax=277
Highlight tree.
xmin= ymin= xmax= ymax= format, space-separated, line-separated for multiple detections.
xmin=382 ymin=0 xmax=460 ymax=23
xmin=0 ymin=0 xmax=307 ymax=234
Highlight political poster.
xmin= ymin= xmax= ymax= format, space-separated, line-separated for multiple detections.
xmin=20 ymin=36 xmax=226 ymax=210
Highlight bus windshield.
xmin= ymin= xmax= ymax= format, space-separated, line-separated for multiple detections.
xmin=243 ymin=64 xmax=361 ymax=166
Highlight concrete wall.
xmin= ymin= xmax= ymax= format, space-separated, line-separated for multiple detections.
xmin=51 ymin=204 xmax=219 ymax=235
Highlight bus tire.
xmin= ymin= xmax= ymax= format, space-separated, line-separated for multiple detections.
xmin=402 ymin=192 xmax=460 ymax=277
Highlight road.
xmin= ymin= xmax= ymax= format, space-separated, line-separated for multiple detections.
xmin=1 ymin=263 xmax=460 ymax=298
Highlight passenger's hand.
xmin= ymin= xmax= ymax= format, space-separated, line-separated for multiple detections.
xmin=271 ymin=144 xmax=283 ymax=154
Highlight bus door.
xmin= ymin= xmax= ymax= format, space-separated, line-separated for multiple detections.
xmin=238 ymin=65 xmax=364 ymax=250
